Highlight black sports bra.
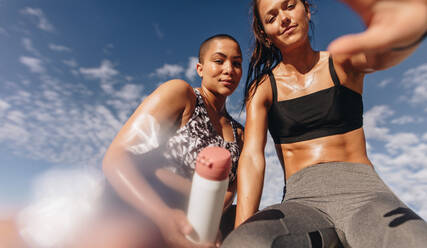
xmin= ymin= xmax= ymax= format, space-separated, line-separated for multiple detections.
xmin=267 ymin=56 xmax=363 ymax=144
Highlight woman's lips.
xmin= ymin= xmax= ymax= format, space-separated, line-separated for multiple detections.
xmin=282 ymin=25 xmax=297 ymax=35
xmin=219 ymin=79 xmax=234 ymax=86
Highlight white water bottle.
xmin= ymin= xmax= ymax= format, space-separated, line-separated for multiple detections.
xmin=186 ymin=146 xmax=231 ymax=244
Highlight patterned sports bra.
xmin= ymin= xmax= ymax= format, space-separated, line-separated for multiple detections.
xmin=163 ymin=88 xmax=242 ymax=185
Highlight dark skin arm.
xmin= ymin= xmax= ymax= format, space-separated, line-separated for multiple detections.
xmin=103 ymin=79 xmax=215 ymax=248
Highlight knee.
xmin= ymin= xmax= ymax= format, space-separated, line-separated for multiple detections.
xmin=222 ymin=207 xmax=286 ymax=248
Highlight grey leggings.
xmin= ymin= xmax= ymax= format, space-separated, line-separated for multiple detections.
xmin=222 ymin=162 xmax=427 ymax=248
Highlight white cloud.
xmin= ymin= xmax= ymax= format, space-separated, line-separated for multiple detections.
xmin=378 ymin=78 xmax=392 ymax=88
xmin=152 ymin=64 xmax=184 ymax=78
xmin=0 ymin=99 xmax=10 ymax=112
xmin=79 ymin=60 xmax=118 ymax=83
xmin=385 ymin=132 xmax=419 ymax=154
xmin=363 ymin=105 xmax=394 ymax=141
xmin=151 ymin=58 xmax=200 ymax=81
xmin=391 ymin=115 xmax=421 ymax=125
xmin=402 ymin=63 xmax=427 ymax=104
xmin=0 ymin=60 xmax=147 ymax=167
xmin=0 ymin=81 xmax=103 ymax=164
xmin=63 ymin=59 xmax=78 ymax=68
xmin=423 ymin=133 xmax=427 ymax=141
xmin=7 ymin=110 xmax=26 ymax=125
xmin=185 ymin=57 xmax=199 ymax=81
xmin=21 ymin=38 xmax=41 ymax=56
xmin=20 ymin=56 xmax=45 ymax=73
xmin=113 ymin=84 xmax=144 ymax=101
xmin=0 ymin=122 xmax=31 ymax=145
xmin=49 ymin=43 xmax=71 ymax=52
xmin=21 ymin=7 xmax=54 ymax=32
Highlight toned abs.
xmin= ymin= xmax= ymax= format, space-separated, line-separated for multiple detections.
xmin=277 ymin=127 xmax=372 ymax=180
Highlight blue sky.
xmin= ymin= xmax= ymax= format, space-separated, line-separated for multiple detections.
xmin=0 ymin=0 xmax=426 ymax=221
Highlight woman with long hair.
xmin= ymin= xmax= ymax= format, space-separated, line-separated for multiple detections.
xmin=223 ymin=0 xmax=427 ymax=247
xmin=102 ymin=34 xmax=244 ymax=248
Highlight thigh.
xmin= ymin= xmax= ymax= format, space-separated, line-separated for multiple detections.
xmin=222 ymin=201 xmax=343 ymax=248
xmin=344 ymin=192 xmax=427 ymax=248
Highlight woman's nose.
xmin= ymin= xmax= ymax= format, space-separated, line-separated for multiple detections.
xmin=280 ymin=12 xmax=291 ymax=27
xmin=223 ymin=61 xmax=233 ymax=73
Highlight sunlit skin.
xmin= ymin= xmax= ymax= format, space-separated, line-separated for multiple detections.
xmin=235 ymin=0 xmax=427 ymax=227
xmin=103 ymin=37 xmax=243 ymax=248
xmin=125 ymin=114 xmax=160 ymax=155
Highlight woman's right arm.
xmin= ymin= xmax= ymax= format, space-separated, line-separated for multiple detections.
xmin=102 ymin=80 xmax=206 ymax=247
xmin=234 ymin=82 xmax=270 ymax=228
xmin=328 ymin=0 xmax=426 ymax=71
xmin=103 ymin=80 xmax=189 ymax=215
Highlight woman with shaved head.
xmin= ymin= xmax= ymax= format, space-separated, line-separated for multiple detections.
xmin=103 ymin=34 xmax=244 ymax=248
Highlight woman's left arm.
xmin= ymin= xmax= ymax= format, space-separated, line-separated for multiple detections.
xmin=329 ymin=0 xmax=427 ymax=72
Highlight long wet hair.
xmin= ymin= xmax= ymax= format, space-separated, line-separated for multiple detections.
xmin=243 ymin=0 xmax=314 ymax=108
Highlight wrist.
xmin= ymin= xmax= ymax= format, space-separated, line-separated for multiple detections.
xmin=153 ymin=206 xmax=172 ymax=223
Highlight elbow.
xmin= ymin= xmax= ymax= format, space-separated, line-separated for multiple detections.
xmin=237 ymin=153 xmax=266 ymax=183
xmin=102 ymin=144 xmax=127 ymax=180
xmin=239 ymin=152 xmax=265 ymax=172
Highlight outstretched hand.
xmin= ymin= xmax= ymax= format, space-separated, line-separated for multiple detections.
xmin=157 ymin=208 xmax=217 ymax=248
xmin=328 ymin=0 xmax=427 ymax=55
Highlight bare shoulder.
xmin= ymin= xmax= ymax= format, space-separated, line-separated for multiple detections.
xmin=330 ymin=53 xmax=365 ymax=93
xmin=331 ymin=52 xmax=371 ymax=78
xmin=144 ymin=79 xmax=195 ymax=107
xmin=247 ymin=74 xmax=273 ymax=108
xmin=156 ymin=79 xmax=195 ymax=100
xmin=134 ymin=79 xmax=197 ymax=123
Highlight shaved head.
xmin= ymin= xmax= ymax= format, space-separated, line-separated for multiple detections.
xmin=198 ymin=34 xmax=241 ymax=63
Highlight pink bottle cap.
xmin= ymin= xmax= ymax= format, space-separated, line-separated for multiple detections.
xmin=195 ymin=147 xmax=231 ymax=181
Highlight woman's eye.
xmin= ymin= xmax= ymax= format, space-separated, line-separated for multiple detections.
xmin=267 ymin=16 xmax=276 ymax=23
xmin=214 ymin=60 xmax=223 ymax=64
xmin=287 ymin=4 xmax=296 ymax=9
xmin=233 ymin=62 xmax=242 ymax=68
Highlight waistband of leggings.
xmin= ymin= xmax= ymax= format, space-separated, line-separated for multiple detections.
xmin=287 ymin=161 xmax=375 ymax=187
